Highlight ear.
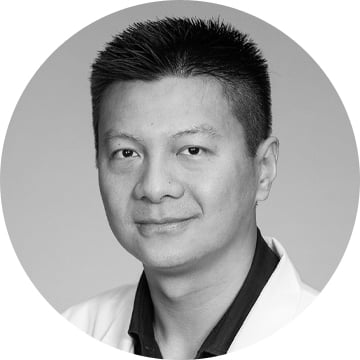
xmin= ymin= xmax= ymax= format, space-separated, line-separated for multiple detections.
xmin=255 ymin=136 xmax=279 ymax=202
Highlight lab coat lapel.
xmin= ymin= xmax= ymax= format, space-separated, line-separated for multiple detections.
xmin=228 ymin=237 xmax=303 ymax=351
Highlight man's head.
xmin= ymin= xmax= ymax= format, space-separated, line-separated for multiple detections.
xmin=91 ymin=17 xmax=272 ymax=158
xmin=92 ymin=18 xmax=278 ymax=272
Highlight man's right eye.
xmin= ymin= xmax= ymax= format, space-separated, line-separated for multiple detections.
xmin=112 ymin=149 xmax=139 ymax=159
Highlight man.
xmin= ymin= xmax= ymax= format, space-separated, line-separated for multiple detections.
xmin=63 ymin=17 xmax=317 ymax=358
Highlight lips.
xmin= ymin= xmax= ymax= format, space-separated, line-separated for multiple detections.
xmin=136 ymin=217 xmax=193 ymax=225
xmin=135 ymin=216 xmax=197 ymax=237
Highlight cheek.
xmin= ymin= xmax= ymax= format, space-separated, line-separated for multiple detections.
xmin=98 ymin=172 xmax=142 ymax=258
xmin=193 ymin=162 xmax=256 ymax=216
xmin=99 ymin=170 xmax=133 ymax=224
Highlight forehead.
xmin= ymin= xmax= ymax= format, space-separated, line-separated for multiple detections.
xmin=99 ymin=76 xmax=243 ymax=141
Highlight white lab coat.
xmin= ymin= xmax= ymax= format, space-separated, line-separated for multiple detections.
xmin=62 ymin=237 xmax=317 ymax=353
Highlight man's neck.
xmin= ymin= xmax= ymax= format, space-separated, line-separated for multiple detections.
xmin=144 ymin=225 xmax=257 ymax=359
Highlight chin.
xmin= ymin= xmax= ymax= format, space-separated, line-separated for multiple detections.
xmin=114 ymin=227 xmax=215 ymax=273
xmin=139 ymin=246 xmax=204 ymax=273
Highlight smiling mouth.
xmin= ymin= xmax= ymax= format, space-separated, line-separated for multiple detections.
xmin=135 ymin=217 xmax=196 ymax=237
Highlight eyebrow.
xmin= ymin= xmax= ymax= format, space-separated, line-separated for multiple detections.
xmin=102 ymin=124 xmax=221 ymax=144
xmin=103 ymin=130 xmax=144 ymax=144
xmin=171 ymin=125 xmax=221 ymax=139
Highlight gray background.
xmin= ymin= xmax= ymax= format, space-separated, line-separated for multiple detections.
xmin=1 ymin=1 xmax=358 ymax=312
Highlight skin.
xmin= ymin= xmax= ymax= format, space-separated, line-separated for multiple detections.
xmin=97 ymin=76 xmax=278 ymax=358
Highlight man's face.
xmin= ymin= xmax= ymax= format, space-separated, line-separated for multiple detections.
xmin=97 ymin=76 xmax=258 ymax=271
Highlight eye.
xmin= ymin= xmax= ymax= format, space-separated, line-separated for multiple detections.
xmin=179 ymin=146 xmax=205 ymax=156
xmin=112 ymin=149 xmax=139 ymax=159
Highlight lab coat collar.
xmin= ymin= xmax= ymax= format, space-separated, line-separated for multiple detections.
xmin=228 ymin=236 xmax=305 ymax=350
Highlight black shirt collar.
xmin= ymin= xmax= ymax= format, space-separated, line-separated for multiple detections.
xmin=128 ymin=229 xmax=279 ymax=358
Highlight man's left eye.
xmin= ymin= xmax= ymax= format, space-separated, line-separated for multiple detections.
xmin=111 ymin=148 xmax=140 ymax=159
xmin=179 ymin=147 xmax=204 ymax=156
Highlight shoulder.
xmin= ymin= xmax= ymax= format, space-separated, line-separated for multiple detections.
xmin=62 ymin=284 xmax=137 ymax=339
xmin=259 ymin=235 xmax=319 ymax=320
xmin=297 ymin=281 xmax=319 ymax=310
xmin=264 ymin=235 xmax=318 ymax=309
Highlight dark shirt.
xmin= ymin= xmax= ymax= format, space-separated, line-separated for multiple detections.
xmin=128 ymin=228 xmax=279 ymax=358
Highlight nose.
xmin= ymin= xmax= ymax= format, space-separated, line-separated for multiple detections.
xmin=133 ymin=157 xmax=185 ymax=203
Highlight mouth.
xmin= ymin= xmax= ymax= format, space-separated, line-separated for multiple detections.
xmin=135 ymin=217 xmax=197 ymax=237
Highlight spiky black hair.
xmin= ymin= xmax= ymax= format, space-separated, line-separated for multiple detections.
xmin=91 ymin=17 xmax=272 ymax=157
